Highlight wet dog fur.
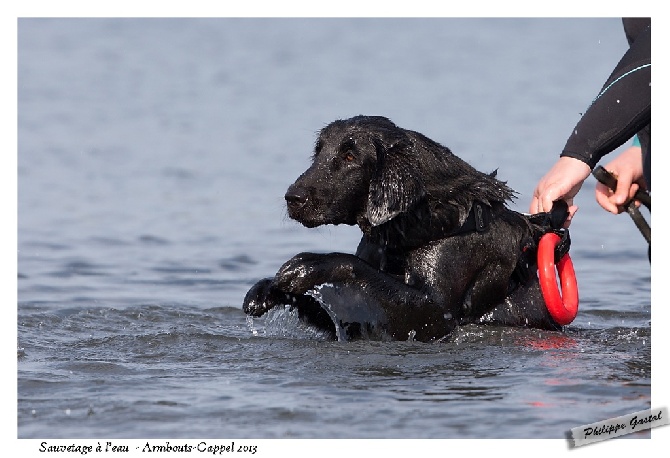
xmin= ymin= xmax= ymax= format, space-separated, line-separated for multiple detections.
xmin=243 ymin=115 xmax=559 ymax=342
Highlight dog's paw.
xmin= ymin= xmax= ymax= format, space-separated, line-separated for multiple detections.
xmin=242 ymin=278 xmax=275 ymax=316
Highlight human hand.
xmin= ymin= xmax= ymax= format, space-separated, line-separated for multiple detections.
xmin=594 ymin=146 xmax=645 ymax=214
xmin=529 ymin=156 xmax=591 ymax=227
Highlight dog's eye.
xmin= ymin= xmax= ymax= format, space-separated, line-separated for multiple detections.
xmin=338 ymin=138 xmax=357 ymax=163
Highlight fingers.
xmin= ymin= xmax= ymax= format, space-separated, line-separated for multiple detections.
xmin=593 ymin=146 xmax=645 ymax=214
xmin=529 ymin=190 xmax=542 ymax=213
xmin=611 ymin=169 xmax=634 ymax=206
xmin=595 ymin=181 xmax=622 ymax=214
xmin=529 ymin=196 xmax=543 ymax=214
xmin=529 ymin=157 xmax=590 ymax=229
xmin=595 ymin=177 xmax=641 ymax=214
xmin=530 ymin=180 xmax=559 ymax=214
xmin=537 ymin=159 xmax=589 ymax=202
xmin=529 ymin=194 xmax=556 ymax=214
xmin=529 ymin=189 xmax=579 ymax=228
xmin=540 ymin=192 xmax=557 ymax=215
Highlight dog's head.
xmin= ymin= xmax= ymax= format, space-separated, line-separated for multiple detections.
xmin=285 ymin=115 xmax=400 ymax=228
xmin=285 ymin=115 xmax=515 ymax=237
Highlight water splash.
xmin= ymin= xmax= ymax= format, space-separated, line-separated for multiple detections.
xmin=306 ymin=283 xmax=344 ymax=341
xmin=246 ymin=304 xmax=332 ymax=340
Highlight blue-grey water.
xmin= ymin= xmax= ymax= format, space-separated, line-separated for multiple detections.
xmin=17 ymin=18 xmax=654 ymax=448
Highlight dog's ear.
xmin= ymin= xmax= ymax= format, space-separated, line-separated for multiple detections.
xmin=367 ymin=137 xmax=425 ymax=226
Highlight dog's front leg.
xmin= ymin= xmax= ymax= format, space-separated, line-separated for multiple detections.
xmin=273 ymin=252 xmax=456 ymax=341
xmin=272 ymin=252 xmax=357 ymax=294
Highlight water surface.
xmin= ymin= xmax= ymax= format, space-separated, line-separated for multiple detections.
xmin=17 ymin=18 xmax=654 ymax=450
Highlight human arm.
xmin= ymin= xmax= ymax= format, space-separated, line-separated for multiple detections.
xmin=529 ymin=20 xmax=650 ymax=221
xmin=561 ymin=22 xmax=650 ymax=169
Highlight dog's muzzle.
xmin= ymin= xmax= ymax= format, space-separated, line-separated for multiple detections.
xmin=285 ymin=184 xmax=308 ymax=209
xmin=285 ymin=184 xmax=317 ymax=225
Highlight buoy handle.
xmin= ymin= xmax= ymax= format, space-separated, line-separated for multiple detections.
xmin=537 ymin=232 xmax=579 ymax=325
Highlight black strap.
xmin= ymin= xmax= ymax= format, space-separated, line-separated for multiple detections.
xmin=553 ymin=229 xmax=572 ymax=265
xmin=527 ymin=199 xmax=569 ymax=230
xmin=450 ymin=201 xmax=492 ymax=236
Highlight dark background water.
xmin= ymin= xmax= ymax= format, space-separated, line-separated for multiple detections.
xmin=14 ymin=17 xmax=661 ymax=454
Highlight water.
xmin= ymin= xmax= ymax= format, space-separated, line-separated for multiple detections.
xmin=16 ymin=18 xmax=655 ymax=450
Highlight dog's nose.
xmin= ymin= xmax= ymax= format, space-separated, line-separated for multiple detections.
xmin=285 ymin=186 xmax=308 ymax=207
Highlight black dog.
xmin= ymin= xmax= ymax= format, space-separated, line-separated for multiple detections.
xmin=243 ymin=115 xmax=564 ymax=342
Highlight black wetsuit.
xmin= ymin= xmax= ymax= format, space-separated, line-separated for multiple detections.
xmin=560 ymin=18 xmax=651 ymax=190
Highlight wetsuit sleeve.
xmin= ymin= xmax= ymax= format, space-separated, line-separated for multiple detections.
xmin=560 ymin=24 xmax=650 ymax=169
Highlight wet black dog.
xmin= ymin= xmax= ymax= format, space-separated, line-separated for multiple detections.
xmin=243 ymin=115 xmax=562 ymax=342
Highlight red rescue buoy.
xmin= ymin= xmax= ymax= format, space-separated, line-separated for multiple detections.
xmin=537 ymin=232 xmax=579 ymax=325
